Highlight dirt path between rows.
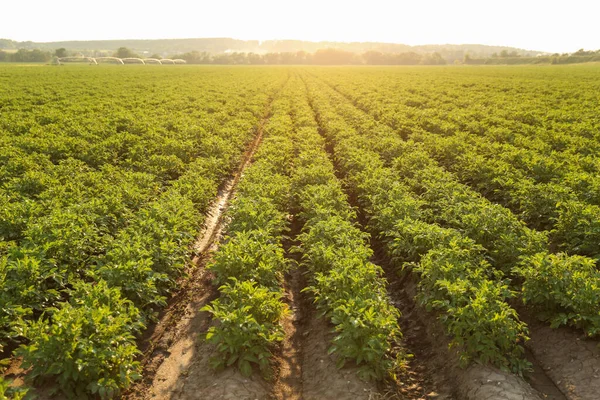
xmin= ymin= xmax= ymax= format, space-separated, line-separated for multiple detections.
xmin=273 ymin=267 xmax=380 ymax=400
xmin=271 ymin=213 xmax=379 ymax=400
xmin=126 ymin=100 xmax=275 ymax=400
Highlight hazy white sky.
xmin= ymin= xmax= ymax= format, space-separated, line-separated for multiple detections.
xmin=3 ymin=0 xmax=599 ymax=53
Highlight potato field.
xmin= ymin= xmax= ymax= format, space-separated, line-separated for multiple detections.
xmin=1 ymin=64 xmax=600 ymax=400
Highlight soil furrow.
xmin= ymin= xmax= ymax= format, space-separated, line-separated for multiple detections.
xmin=126 ymin=83 xmax=284 ymax=400
xmin=518 ymin=307 xmax=600 ymax=400
xmin=271 ymin=214 xmax=306 ymax=400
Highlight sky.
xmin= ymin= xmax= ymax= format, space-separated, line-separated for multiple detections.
xmin=2 ymin=0 xmax=599 ymax=53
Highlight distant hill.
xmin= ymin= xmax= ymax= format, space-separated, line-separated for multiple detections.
xmin=0 ymin=38 xmax=543 ymax=62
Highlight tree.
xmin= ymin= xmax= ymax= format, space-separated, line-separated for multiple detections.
xmin=0 ymin=39 xmax=16 ymax=49
xmin=247 ymin=52 xmax=264 ymax=65
xmin=363 ymin=51 xmax=388 ymax=65
xmin=10 ymin=48 xmax=51 ymax=62
xmin=394 ymin=51 xmax=422 ymax=65
xmin=263 ymin=52 xmax=281 ymax=64
xmin=54 ymin=48 xmax=67 ymax=58
xmin=573 ymin=49 xmax=593 ymax=56
xmin=423 ymin=52 xmax=447 ymax=65
xmin=114 ymin=47 xmax=139 ymax=58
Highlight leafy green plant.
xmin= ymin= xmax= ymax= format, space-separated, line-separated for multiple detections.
xmin=235 ymin=169 xmax=292 ymax=209
xmin=329 ymin=298 xmax=401 ymax=380
xmin=554 ymin=200 xmax=600 ymax=260
xmin=17 ymin=281 xmax=144 ymax=399
xmin=297 ymin=217 xmax=372 ymax=274
xmin=208 ymin=230 xmax=288 ymax=288
xmin=414 ymin=241 xmax=530 ymax=374
xmin=0 ymin=249 xmax=61 ymax=351
xmin=306 ymin=258 xmax=386 ymax=311
xmin=202 ymin=280 xmax=287 ymax=377
xmin=515 ymin=253 xmax=600 ymax=336
xmin=0 ymin=375 xmax=28 ymax=400
xmin=387 ymin=218 xmax=461 ymax=264
xmin=226 ymin=197 xmax=288 ymax=236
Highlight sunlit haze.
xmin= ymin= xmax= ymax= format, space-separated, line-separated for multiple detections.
xmin=3 ymin=0 xmax=600 ymax=53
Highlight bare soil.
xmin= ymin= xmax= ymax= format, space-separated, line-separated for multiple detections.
xmin=271 ymin=218 xmax=306 ymax=400
xmin=518 ymin=306 xmax=600 ymax=400
xmin=382 ymin=260 xmax=547 ymax=400
xmin=300 ymin=311 xmax=379 ymax=400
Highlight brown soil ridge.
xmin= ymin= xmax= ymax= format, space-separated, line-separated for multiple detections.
xmin=517 ymin=307 xmax=600 ymax=400
xmin=271 ymin=217 xmax=306 ymax=400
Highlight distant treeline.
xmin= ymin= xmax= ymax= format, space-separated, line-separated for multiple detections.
xmin=172 ymin=49 xmax=448 ymax=65
xmin=2 ymin=47 xmax=600 ymax=66
xmin=0 ymin=48 xmax=448 ymax=65
xmin=464 ymin=49 xmax=600 ymax=65
xmin=0 ymin=49 xmax=53 ymax=62
xmin=0 ymin=38 xmax=542 ymax=61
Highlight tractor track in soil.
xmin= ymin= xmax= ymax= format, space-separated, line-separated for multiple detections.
xmin=517 ymin=306 xmax=600 ymax=400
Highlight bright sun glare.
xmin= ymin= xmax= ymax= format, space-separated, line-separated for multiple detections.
xmin=2 ymin=0 xmax=600 ymax=53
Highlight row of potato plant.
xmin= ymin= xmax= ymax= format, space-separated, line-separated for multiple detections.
xmin=0 ymin=68 xmax=288 ymax=398
xmin=309 ymin=67 xmax=600 ymax=168
xmin=309 ymin=68 xmax=600 ymax=261
xmin=202 ymin=89 xmax=295 ymax=377
xmin=302 ymin=75 xmax=531 ymax=373
xmin=288 ymin=79 xmax=402 ymax=381
xmin=304 ymin=73 xmax=600 ymax=340
xmin=412 ymin=131 xmax=600 ymax=262
xmin=393 ymin=148 xmax=600 ymax=337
